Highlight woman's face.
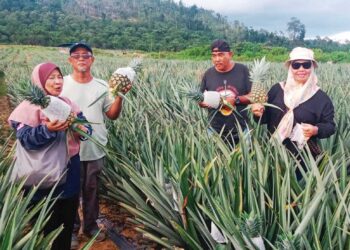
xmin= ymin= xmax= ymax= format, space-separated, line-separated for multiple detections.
xmin=44 ymin=69 xmax=63 ymax=96
xmin=290 ymin=60 xmax=313 ymax=84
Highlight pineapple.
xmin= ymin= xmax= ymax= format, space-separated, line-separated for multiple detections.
xmin=184 ymin=88 xmax=234 ymax=116
xmin=18 ymin=81 xmax=73 ymax=122
xmin=275 ymin=233 xmax=301 ymax=250
xmin=249 ymin=57 xmax=270 ymax=104
xmin=17 ymin=81 xmax=87 ymax=129
xmin=240 ymin=212 xmax=265 ymax=250
xmin=109 ymin=58 xmax=142 ymax=96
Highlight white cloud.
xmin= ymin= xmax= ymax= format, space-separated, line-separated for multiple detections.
xmin=327 ymin=31 xmax=350 ymax=44
xmin=178 ymin=0 xmax=350 ymax=37
xmin=178 ymin=0 xmax=346 ymax=14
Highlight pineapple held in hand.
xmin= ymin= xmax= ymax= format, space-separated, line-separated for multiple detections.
xmin=248 ymin=57 xmax=270 ymax=104
xmin=109 ymin=58 xmax=142 ymax=96
xmin=184 ymin=89 xmax=235 ymax=116
xmin=18 ymin=81 xmax=82 ymax=127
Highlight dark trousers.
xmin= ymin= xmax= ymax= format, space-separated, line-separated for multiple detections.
xmin=75 ymin=158 xmax=103 ymax=234
xmin=44 ymin=196 xmax=79 ymax=250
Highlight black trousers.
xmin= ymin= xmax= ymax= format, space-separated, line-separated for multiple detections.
xmin=44 ymin=195 xmax=79 ymax=250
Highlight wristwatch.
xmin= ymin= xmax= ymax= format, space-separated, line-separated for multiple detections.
xmin=235 ymin=96 xmax=241 ymax=105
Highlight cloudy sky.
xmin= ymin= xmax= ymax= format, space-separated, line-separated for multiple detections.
xmin=178 ymin=0 xmax=349 ymax=39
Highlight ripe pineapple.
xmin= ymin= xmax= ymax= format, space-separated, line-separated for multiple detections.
xmin=249 ymin=57 xmax=270 ymax=104
xmin=109 ymin=58 xmax=142 ymax=96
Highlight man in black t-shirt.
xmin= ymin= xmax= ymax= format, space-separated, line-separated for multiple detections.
xmin=199 ymin=39 xmax=252 ymax=146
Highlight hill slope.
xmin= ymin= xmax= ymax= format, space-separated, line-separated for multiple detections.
xmin=0 ymin=0 xmax=230 ymax=51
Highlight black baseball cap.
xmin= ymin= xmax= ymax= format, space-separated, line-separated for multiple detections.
xmin=69 ymin=42 xmax=93 ymax=54
xmin=211 ymin=39 xmax=230 ymax=52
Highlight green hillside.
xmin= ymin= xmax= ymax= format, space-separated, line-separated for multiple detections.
xmin=0 ymin=0 xmax=349 ymax=57
xmin=0 ymin=0 xmax=232 ymax=51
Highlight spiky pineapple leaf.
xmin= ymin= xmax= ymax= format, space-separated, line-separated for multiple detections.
xmin=128 ymin=57 xmax=143 ymax=72
xmin=249 ymin=57 xmax=270 ymax=85
xmin=184 ymin=89 xmax=204 ymax=103
xmin=15 ymin=81 xmax=50 ymax=108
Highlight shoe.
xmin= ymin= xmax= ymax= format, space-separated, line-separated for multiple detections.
xmin=85 ymin=229 xmax=106 ymax=242
xmin=70 ymin=233 xmax=79 ymax=250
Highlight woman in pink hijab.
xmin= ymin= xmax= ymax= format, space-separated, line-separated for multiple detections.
xmin=251 ymin=47 xmax=335 ymax=178
xmin=8 ymin=62 xmax=91 ymax=250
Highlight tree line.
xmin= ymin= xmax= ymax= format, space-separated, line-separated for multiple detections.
xmin=0 ymin=0 xmax=349 ymax=54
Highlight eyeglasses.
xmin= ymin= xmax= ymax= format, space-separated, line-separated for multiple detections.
xmin=70 ymin=53 xmax=92 ymax=60
xmin=291 ymin=61 xmax=312 ymax=70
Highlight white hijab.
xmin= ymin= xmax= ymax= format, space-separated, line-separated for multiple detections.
xmin=274 ymin=65 xmax=319 ymax=142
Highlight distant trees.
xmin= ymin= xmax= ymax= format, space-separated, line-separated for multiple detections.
xmin=287 ymin=17 xmax=305 ymax=44
xmin=0 ymin=0 xmax=349 ymax=53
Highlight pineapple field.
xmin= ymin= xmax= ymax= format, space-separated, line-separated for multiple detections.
xmin=0 ymin=45 xmax=349 ymax=249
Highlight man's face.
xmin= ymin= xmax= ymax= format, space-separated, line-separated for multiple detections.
xmin=68 ymin=47 xmax=94 ymax=73
xmin=211 ymin=50 xmax=233 ymax=72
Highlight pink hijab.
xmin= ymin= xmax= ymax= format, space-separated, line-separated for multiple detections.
xmin=8 ymin=62 xmax=81 ymax=156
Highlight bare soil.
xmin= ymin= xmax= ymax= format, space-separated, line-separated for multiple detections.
xmin=78 ymin=199 xmax=158 ymax=250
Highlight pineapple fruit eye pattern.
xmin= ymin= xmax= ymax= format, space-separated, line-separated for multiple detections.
xmin=248 ymin=57 xmax=270 ymax=104
xmin=109 ymin=58 xmax=142 ymax=96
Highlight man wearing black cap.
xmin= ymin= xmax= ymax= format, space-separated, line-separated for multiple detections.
xmin=199 ymin=39 xmax=251 ymax=146
xmin=61 ymin=42 xmax=131 ymax=247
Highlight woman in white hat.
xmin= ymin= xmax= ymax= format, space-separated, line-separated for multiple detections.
xmin=251 ymin=47 xmax=335 ymax=173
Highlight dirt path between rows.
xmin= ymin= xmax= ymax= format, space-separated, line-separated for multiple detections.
xmin=78 ymin=199 xmax=158 ymax=250
xmin=0 ymin=95 xmax=14 ymax=149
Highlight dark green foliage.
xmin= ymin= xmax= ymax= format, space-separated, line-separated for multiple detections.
xmin=0 ymin=0 xmax=349 ymax=55
xmin=0 ymin=0 xmax=223 ymax=51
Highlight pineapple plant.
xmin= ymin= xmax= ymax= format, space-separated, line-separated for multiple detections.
xmin=248 ymin=57 xmax=270 ymax=104
xmin=109 ymin=57 xmax=142 ymax=96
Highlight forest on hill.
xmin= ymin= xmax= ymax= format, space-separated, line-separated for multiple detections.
xmin=0 ymin=0 xmax=349 ymax=59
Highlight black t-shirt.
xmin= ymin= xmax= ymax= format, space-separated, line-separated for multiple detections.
xmin=262 ymin=83 xmax=336 ymax=154
xmin=200 ymin=63 xmax=252 ymax=135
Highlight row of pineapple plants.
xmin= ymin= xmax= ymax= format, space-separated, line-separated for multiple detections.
xmin=100 ymin=59 xmax=350 ymax=249
xmin=2 ymin=45 xmax=350 ymax=249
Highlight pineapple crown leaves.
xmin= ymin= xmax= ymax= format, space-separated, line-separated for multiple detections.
xmin=16 ymin=81 xmax=50 ymax=108
xmin=127 ymin=57 xmax=143 ymax=72
xmin=249 ymin=56 xmax=270 ymax=85
xmin=178 ymin=86 xmax=204 ymax=103
xmin=275 ymin=233 xmax=301 ymax=250
xmin=239 ymin=212 xmax=263 ymax=238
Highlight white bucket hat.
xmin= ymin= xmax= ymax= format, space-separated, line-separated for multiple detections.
xmin=285 ymin=47 xmax=318 ymax=68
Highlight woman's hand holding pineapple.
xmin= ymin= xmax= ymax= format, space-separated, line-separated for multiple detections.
xmin=301 ymin=123 xmax=318 ymax=139
xmin=45 ymin=118 xmax=69 ymax=132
